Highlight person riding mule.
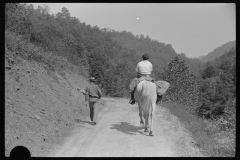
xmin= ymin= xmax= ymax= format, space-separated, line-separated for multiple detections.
xmin=134 ymin=80 xmax=157 ymax=136
xmin=129 ymin=54 xmax=162 ymax=104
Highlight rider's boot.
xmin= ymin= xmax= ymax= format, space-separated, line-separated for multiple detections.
xmin=129 ymin=91 xmax=135 ymax=104
xmin=156 ymin=94 xmax=163 ymax=103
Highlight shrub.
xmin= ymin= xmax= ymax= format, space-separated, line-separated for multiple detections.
xmin=165 ymin=102 xmax=235 ymax=157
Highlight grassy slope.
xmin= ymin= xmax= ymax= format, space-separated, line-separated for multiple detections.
xmin=162 ymin=102 xmax=235 ymax=157
xmin=5 ymin=31 xmax=105 ymax=157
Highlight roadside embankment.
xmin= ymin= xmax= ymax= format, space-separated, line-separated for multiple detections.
xmin=5 ymin=31 xmax=96 ymax=157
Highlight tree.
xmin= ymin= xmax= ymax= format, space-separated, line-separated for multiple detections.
xmin=197 ymin=47 xmax=236 ymax=119
xmin=201 ymin=65 xmax=217 ymax=79
xmin=37 ymin=5 xmax=50 ymax=14
xmin=61 ymin=7 xmax=71 ymax=19
xmin=161 ymin=57 xmax=201 ymax=113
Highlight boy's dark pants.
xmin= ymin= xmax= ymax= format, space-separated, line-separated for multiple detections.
xmin=89 ymin=97 xmax=99 ymax=123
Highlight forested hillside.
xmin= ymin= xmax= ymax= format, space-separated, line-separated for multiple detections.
xmin=159 ymin=48 xmax=236 ymax=156
xmin=198 ymin=40 xmax=236 ymax=63
xmin=198 ymin=47 xmax=236 ymax=121
xmin=107 ymin=30 xmax=203 ymax=78
xmin=5 ymin=3 xmax=138 ymax=97
xmin=5 ymin=3 xmax=204 ymax=97
xmin=5 ymin=3 xmax=235 ymax=157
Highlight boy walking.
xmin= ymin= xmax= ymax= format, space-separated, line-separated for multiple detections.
xmin=84 ymin=77 xmax=102 ymax=125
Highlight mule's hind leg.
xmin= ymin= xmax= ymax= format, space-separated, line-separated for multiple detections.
xmin=138 ymin=105 xmax=144 ymax=126
xmin=140 ymin=114 xmax=144 ymax=126
xmin=144 ymin=123 xmax=149 ymax=132
xmin=149 ymin=112 xmax=154 ymax=136
xmin=149 ymin=105 xmax=155 ymax=136
xmin=144 ymin=112 xmax=150 ymax=132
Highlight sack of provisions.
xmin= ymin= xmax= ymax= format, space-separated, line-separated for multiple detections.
xmin=155 ymin=80 xmax=170 ymax=95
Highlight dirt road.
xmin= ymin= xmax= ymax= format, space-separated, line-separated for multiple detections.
xmin=48 ymin=98 xmax=204 ymax=157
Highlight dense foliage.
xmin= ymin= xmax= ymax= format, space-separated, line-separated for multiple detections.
xmin=5 ymin=3 xmax=138 ymax=97
xmin=107 ymin=30 xmax=203 ymax=78
xmin=160 ymin=57 xmax=201 ymax=114
xmin=5 ymin=4 xmax=235 ymax=156
xmin=5 ymin=4 xmax=235 ymax=157
xmin=6 ymin=3 xmax=204 ymax=98
xmin=5 ymin=3 xmax=235 ymax=127
xmin=199 ymin=40 xmax=236 ymax=63
xmin=197 ymin=47 xmax=236 ymax=122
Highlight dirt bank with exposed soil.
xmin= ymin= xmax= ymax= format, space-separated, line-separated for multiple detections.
xmin=5 ymin=48 xmax=94 ymax=157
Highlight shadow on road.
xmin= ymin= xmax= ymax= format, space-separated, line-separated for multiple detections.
xmin=110 ymin=122 xmax=145 ymax=136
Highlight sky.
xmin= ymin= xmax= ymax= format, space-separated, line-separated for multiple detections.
xmin=30 ymin=3 xmax=235 ymax=58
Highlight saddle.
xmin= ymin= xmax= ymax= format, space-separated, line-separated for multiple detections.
xmin=137 ymin=76 xmax=170 ymax=95
xmin=129 ymin=75 xmax=169 ymax=104
xmin=137 ymin=76 xmax=155 ymax=83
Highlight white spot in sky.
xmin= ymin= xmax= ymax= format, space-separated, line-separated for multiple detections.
xmin=137 ymin=18 xmax=139 ymax=20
